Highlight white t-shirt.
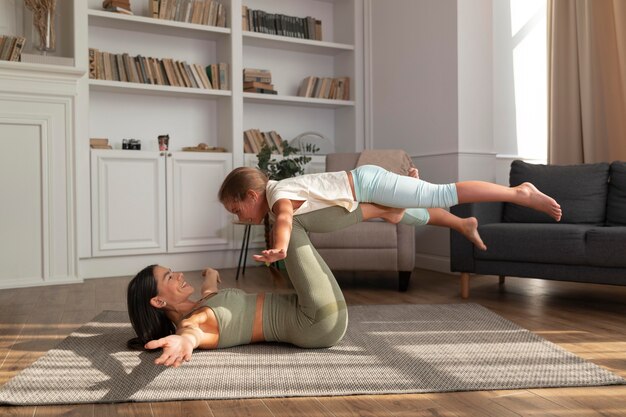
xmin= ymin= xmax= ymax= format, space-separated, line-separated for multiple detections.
xmin=266 ymin=171 xmax=358 ymax=217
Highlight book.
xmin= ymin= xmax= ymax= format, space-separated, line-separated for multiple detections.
xmin=194 ymin=63 xmax=212 ymax=89
xmin=90 ymin=138 xmax=109 ymax=146
xmin=243 ymin=81 xmax=274 ymax=90
xmin=8 ymin=36 xmax=25 ymax=62
xmin=244 ymin=87 xmax=277 ymax=95
xmin=104 ymin=6 xmax=134 ymax=15
xmin=243 ymin=134 xmax=253 ymax=153
xmin=218 ymin=62 xmax=229 ymax=90
xmin=269 ymin=131 xmax=283 ymax=153
xmin=0 ymin=37 xmax=16 ymax=61
xmin=103 ymin=0 xmax=131 ymax=8
xmin=244 ymin=129 xmax=259 ymax=153
xmin=88 ymin=48 xmax=98 ymax=79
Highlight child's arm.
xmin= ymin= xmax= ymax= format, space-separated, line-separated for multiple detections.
xmin=253 ymin=198 xmax=293 ymax=263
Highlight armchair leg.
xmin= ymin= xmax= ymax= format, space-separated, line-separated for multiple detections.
xmin=499 ymin=275 xmax=506 ymax=285
xmin=398 ymin=271 xmax=411 ymax=292
xmin=461 ymin=273 xmax=470 ymax=299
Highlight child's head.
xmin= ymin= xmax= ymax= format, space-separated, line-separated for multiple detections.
xmin=218 ymin=167 xmax=269 ymax=223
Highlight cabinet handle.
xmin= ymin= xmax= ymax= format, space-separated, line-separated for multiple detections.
xmin=167 ymin=153 xmax=172 ymax=157
xmin=160 ymin=152 xmax=165 ymax=156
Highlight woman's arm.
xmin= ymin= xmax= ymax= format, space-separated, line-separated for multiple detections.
xmin=200 ymin=267 xmax=221 ymax=296
xmin=253 ymin=198 xmax=293 ymax=263
xmin=144 ymin=308 xmax=219 ymax=367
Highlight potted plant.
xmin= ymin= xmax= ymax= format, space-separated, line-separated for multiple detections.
xmin=256 ymin=141 xmax=318 ymax=268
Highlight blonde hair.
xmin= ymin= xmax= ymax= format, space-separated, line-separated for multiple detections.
xmin=218 ymin=167 xmax=269 ymax=203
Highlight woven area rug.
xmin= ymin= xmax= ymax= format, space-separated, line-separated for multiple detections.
xmin=0 ymin=303 xmax=623 ymax=405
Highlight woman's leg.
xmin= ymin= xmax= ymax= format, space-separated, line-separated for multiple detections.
xmin=268 ymin=206 xmax=363 ymax=348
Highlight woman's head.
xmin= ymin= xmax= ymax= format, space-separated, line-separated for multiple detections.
xmin=219 ymin=167 xmax=269 ymax=224
xmin=126 ymin=264 xmax=182 ymax=350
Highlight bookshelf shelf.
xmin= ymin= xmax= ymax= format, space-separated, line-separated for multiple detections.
xmin=88 ymin=79 xmax=232 ymax=98
xmin=243 ymin=92 xmax=354 ymax=109
xmin=242 ymin=31 xmax=353 ymax=55
xmin=0 ymin=60 xmax=84 ymax=77
xmin=88 ymin=9 xmax=231 ymax=40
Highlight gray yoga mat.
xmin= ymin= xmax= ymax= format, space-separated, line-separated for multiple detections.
xmin=0 ymin=303 xmax=623 ymax=405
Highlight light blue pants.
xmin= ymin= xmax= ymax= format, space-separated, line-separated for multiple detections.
xmin=350 ymin=165 xmax=459 ymax=225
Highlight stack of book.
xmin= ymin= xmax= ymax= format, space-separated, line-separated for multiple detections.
xmin=243 ymin=68 xmax=276 ymax=94
xmin=241 ymin=6 xmax=321 ymax=41
xmin=0 ymin=36 xmax=26 ymax=62
xmin=150 ymin=0 xmax=227 ymax=27
xmin=297 ymin=76 xmax=350 ymax=100
xmin=90 ymin=138 xmax=112 ymax=149
xmin=243 ymin=129 xmax=284 ymax=154
xmin=102 ymin=0 xmax=133 ymax=15
xmin=89 ymin=48 xmax=230 ymax=90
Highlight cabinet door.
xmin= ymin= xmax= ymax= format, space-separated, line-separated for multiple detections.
xmin=166 ymin=152 xmax=232 ymax=253
xmin=91 ymin=150 xmax=166 ymax=256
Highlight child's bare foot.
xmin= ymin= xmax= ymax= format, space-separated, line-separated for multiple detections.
xmin=408 ymin=167 xmax=419 ymax=179
xmin=516 ymin=182 xmax=562 ymax=221
xmin=461 ymin=217 xmax=486 ymax=250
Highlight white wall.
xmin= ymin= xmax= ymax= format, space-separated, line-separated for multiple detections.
xmin=367 ymin=0 xmax=546 ymax=273
xmin=367 ymin=0 xmax=458 ymax=160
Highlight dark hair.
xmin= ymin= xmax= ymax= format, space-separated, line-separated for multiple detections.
xmin=126 ymin=264 xmax=176 ymax=350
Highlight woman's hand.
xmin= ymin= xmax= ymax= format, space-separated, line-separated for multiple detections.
xmin=253 ymin=248 xmax=286 ymax=263
xmin=144 ymin=334 xmax=194 ymax=367
xmin=201 ymin=267 xmax=221 ymax=283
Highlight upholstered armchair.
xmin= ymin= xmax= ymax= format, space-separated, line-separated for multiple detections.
xmin=308 ymin=153 xmax=415 ymax=291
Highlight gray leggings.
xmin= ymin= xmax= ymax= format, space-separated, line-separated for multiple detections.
xmin=262 ymin=206 xmax=362 ymax=348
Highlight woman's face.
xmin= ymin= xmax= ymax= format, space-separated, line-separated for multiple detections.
xmin=152 ymin=265 xmax=194 ymax=305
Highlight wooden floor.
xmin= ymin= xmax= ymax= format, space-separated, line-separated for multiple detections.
xmin=1 ymin=267 xmax=625 ymax=416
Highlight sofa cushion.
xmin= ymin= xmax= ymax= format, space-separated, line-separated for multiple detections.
xmin=503 ymin=160 xmax=609 ymax=224
xmin=309 ymin=220 xmax=398 ymax=248
xmin=586 ymin=227 xmax=626 ymax=267
xmin=475 ymin=223 xmax=595 ymax=264
xmin=607 ymin=161 xmax=626 ymax=226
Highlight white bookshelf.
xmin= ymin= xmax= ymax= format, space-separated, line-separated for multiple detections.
xmin=73 ymin=0 xmax=363 ymax=274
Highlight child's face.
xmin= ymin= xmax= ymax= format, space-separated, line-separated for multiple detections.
xmin=225 ymin=194 xmax=266 ymax=224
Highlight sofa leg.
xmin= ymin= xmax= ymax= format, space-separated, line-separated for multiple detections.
xmin=461 ymin=273 xmax=470 ymax=299
xmin=499 ymin=275 xmax=506 ymax=285
xmin=398 ymin=271 xmax=411 ymax=292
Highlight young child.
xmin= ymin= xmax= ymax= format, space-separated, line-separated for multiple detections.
xmin=218 ymin=164 xmax=561 ymax=263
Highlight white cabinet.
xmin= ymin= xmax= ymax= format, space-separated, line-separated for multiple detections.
xmin=166 ymin=151 xmax=232 ymax=252
xmin=91 ymin=150 xmax=231 ymax=257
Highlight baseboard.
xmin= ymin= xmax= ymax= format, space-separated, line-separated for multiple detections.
xmin=413 ymin=253 xmax=451 ymax=274
xmin=79 ymin=250 xmax=244 ymax=279
xmin=0 ymin=276 xmax=83 ymax=290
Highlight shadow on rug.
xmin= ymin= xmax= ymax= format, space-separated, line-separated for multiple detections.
xmin=0 ymin=303 xmax=623 ymax=405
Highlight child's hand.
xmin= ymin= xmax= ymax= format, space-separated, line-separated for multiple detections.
xmin=253 ymin=248 xmax=286 ymax=263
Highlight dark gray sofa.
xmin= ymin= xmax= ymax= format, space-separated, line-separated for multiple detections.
xmin=450 ymin=160 xmax=626 ymax=298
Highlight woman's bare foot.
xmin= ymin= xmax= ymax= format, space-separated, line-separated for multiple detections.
xmin=516 ymin=182 xmax=562 ymax=221
xmin=460 ymin=217 xmax=486 ymax=250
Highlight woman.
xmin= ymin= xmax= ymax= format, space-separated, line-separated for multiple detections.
xmin=127 ymin=204 xmax=403 ymax=368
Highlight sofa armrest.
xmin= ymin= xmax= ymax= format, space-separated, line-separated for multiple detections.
xmin=450 ymin=202 xmax=503 ymax=272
